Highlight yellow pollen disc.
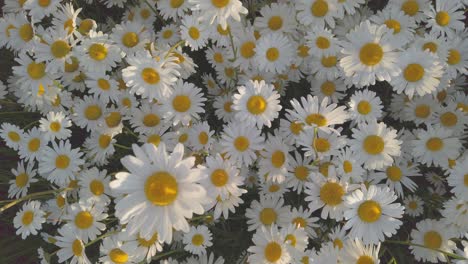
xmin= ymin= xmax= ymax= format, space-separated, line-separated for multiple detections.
xmin=211 ymin=0 xmax=229 ymax=8
xmin=27 ymin=62 xmax=46 ymax=80
xmin=268 ymin=16 xmax=283 ymax=31
xmin=75 ymin=211 xmax=93 ymax=229
xmin=72 ymin=239 xmax=83 ymax=256
xmin=447 ymin=49 xmax=461 ymax=65
xmin=314 ymin=138 xmax=330 ymax=153
xmin=343 ymin=160 xmax=353 ymax=173
xmin=19 ymin=24 xmax=34 ymax=42
xmin=269 ymin=184 xmax=280 ymax=192
xmin=264 ymin=242 xmax=282 ymax=262
xmin=52 ymin=95 xmax=61 ymax=106
xmin=141 ymin=68 xmax=160 ymax=84
xmin=320 ymin=182 xmax=344 ymax=206
xmin=50 ymin=40 xmax=70 ymax=58
xmin=384 ymin=19 xmax=401 ymax=34
xmin=179 ymin=133 xmax=188 ymax=143
xmin=147 ymin=134 xmax=161 ymax=146
xmin=408 ymin=201 xmax=418 ymax=209
xmin=357 ymin=255 xmax=374 ymax=264
xmin=260 ymin=208 xmax=277 ymax=225
xmin=56 ymin=195 xmax=65 ymax=208
xmin=49 ymin=121 xmax=61 ymax=132
xmin=122 ymin=32 xmax=139 ymax=48
xmin=292 ymin=217 xmax=306 ymax=228
xmin=143 ymin=114 xmax=160 ymax=127
xmin=162 ymin=30 xmax=173 ymax=39
xmin=316 ymin=36 xmax=330 ymax=49
xmin=321 ymin=56 xmax=337 ymax=67
xmin=84 ymin=105 xmax=102 ymax=120
xmin=357 ymin=101 xmax=372 ymax=115
xmin=68 ymin=180 xmax=78 ymax=189
xmin=414 ymin=104 xmax=430 ymax=118
xmin=55 ymin=155 xmax=70 ymax=169
xmin=464 ymin=174 xmax=468 ymax=186
xmin=359 ymin=43 xmax=383 ymax=66
xmin=64 ymin=19 xmax=74 ymax=34
xmin=122 ymin=97 xmax=132 ymax=108
xmin=234 ymin=136 xmax=250 ymax=152
xmin=144 ymin=172 xmax=178 ymax=206
xmin=437 ymin=90 xmax=447 ymax=102
xmin=435 ymin=11 xmax=450 ymax=26
xmin=138 ymin=233 xmax=158 ymax=247
xmin=191 ymin=234 xmax=204 ymax=246
xmin=6 ymin=24 xmax=15 ymax=38
xmin=109 ymin=248 xmax=128 ymax=264
xmin=213 ymin=52 xmax=224 ymax=63
xmin=319 ymin=162 xmax=331 ymax=177
xmin=363 ymin=135 xmax=384 ymax=155
xmin=98 ymin=134 xmax=111 ymax=148
xmin=225 ymin=67 xmax=235 ymax=78
xmin=198 ymin=131 xmax=209 ymax=145
xmin=426 ymin=137 xmax=443 ymax=151
xmin=271 ymin=151 xmax=285 ymax=168
xmin=302 ymin=256 xmax=310 ymax=264
xmin=105 ymin=112 xmax=121 ymax=128
xmin=246 ymin=95 xmax=267 ymax=115
xmin=311 ymin=0 xmax=329 ymax=17
xmin=8 ymin=131 xmax=20 ymax=142
xmin=170 ymin=0 xmax=184 ymax=8
xmin=266 ymin=47 xmax=279 ymax=61
xmin=38 ymin=0 xmax=50 ymax=7
xmin=440 ymin=112 xmax=457 ymax=127
xmin=97 ymin=78 xmax=110 ymax=90
xmin=358 ymin=200 xmax=382 ymax=223
xmin=285 ymin=234 xmax=297 ymax=246
xmin=424 ymin=231 xmax=442 ymax=249
xmin=16 ymin=173 xmax=28 ymax=187
xmin=401 ymin=0 xmax=419 ymax=16
xmin=172 ymin=95 xmax=191 ymax=112
xmin=140 ymin=9 xmax=151 ymax=19
xmin=224 ymin=101 xmax=233 ymax=112
xmin=290 ymin=121 xmax=303 ymax=135
xmin=90 ymin=180 xmax=104 ymax=196
xmin=320 ymin=81 xmax=335 ymax=96
xmin=298 ymin=45 xmax=309 ymax=57
xmin=211 ymin=169 xmax=229 ymax=187
xmin=22 ymin=211 xmax=34 ymax=225
xmin=294 ymin=166 xmax=309 ymax=180
xmin=188 ymin=27 xmax=200 ymax=40
xmin=28 ymin=138 xmax=41 ymax=152
xmin=78 ymin=19 xmax=95 ymax=35
xmin=88 ymin=43 xmax=107 ymax=61
xmin=404 ymin=63 xmax=425 ymax=82
xmin=305 ymin=113 xmax=327 ymax=126
xmin=386 ymin=166 xmax=402 ymax=181
xmin=240 ymin=41 xmax=255 ymax=58
xmin=423 ymin=42 xmax=438 ymax=53
xmin=65 ymin=57 xmax=80 ymax=72
xmin=333 ymin=239 xmax=343 ymax=249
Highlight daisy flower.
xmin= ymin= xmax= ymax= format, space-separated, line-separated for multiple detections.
xmin=286 ymin=152 xmax=313 ymax=194
xmin=213 ymin=94 xmax=235 ymax=123
xmin=220 ymin=121 xmax=264 ymax=167
xmin=232 ymin=80 xmax=281 ymax=128
xmin=410 ymin=219 xmax=457 ymax=263
xmin=8 ymin=160 xmax=38 ymax=199
xmin=309 ymin=52 xmax=342 ymax=80
xmin=34 ymin=27 xmax=75 ymax=73
xmin=370 ymin=8 xmax=417 ymax=46
xmin=335 ymin=148 xmax=365 ymax=183
xmin=39 ymin=111 xmax=72 ymax=141
xmin=18 ymin=127 xmax=47 ymax=162
xmin=259 ymin=181 xmax=289 ymax=200
xmin=248 ymin=225 xmax=292 ymax=264
xmin=349 ymin=121 xmax=401 ymax=170
xmin=51 ymin=3 xmax=82 ymax=35
xmin=425 ymin=0 xmax=465 ymax=38
xmin=63 ymin=202 xmax=107 ymax=242
xmin=55 ymin=226 xmax=91 ymax=264
xmin=340 ymin=238 xmax=380 ymax=264
xmin=388 ymin=0 xmax=431 ymax=23
xmin=447 ymin=156 xmax=468 ymax=200
xmin=84 ymin=72 xmax=120 ymax=104
xmin=157 ymin=0 xmax=192 ymax=20
xmin=161 ymin=80 xmax=206 ymax=126
xmin=433 ymin=102 xmax=467 ymax=136
xmin=340 ymin=21 xmax=401 ymax=87
xmin=110 ymin=143 xmax=209 ymax=243
xmin=245 ymin=196 xmax=289 ymax=232
xmin=8 ymin=13 xmax=37 ymax=51
xmin=111 ymin=21 xmax=150 ymax=57
xmin=190 ymin=0 xmax=247 ymax=29
xmin=297 ymin=128 xmax=346 ymax=159
xmin=254 ymin=3 xmax=296 ymax=35
xmin=258 ymin=135 xmax=290 ymax=183
xmin=403 ymin=95 xmax=439 ymax=125
xmin=327 ymin=225 xmax=348 ymax=249
xmin=83 ymin=132 xmax=116 ymax=166
xmin=78 ymin=167 xmax=111 ymax=206
xmin=99 ymin=236 xmax=140 ymax=264
xmin=254 ymin=33 xmax=294 ymax=74
xmin=295 ymin=0 xmax=339 ymax=28
xmin=309 ymin=77 xmax=346 ymax=104
xmin=411 ymin=125 xmax=461 ymax=168
xmin=188 ymin=121 xmax=215 ymax=151
xmin=390 ymin=48 xmax=444 ymax=98
xmin=281 ymin=224 xmax=309 ymax=253
xmin=343 ymin=185 xmax=405 ymax=244
xmin=180 ymin=14 xmax=209 ymax=51
xmin=122 ymin=231 xmax=162 ymax=263
xmin=233 ymin=27 xmax=257 ymax=71
xmin=208 ymin=189 xmax=246 ymax=220
xmin=72 ymin=95 xmax=106 ymax=132
xmin=0 ymin=123 xmax=25 ymax=150
xmin=371 ymin=158 xmax=421 ymax=197
xmin=129 ymin=103 xmax=167 ymax=135
xmin=403 ymin=194 xmax=424 ymax=217
xmin=445 ymin=36 xmax=468 ymax=79
xmin=13 ymin=201 xmax=45 ymax=239
xmin=12 ymin=52 xmax=57 ymax=96
xmin=157 ymin=24 xmax=181 ymax=47
xmin=305 ymin=26 xmax=342 ymax=58
xmin=348 ymin=89 xmax=383 ymax=124
xmin=23 ymin=0 xmax=61 ymax=20
xmin=412 ymin=32 xmax=449 ymax=62
xmin=442 ymin=198 xmax=468 ymax=232
xmin=183 ymin=225 xmax=213 ymax=256
xmin=281 ymin=206 xmax=318 ymax=238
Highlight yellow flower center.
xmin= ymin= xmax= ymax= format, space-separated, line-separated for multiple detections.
xmin=170 ymin=0 xmax=184 ymax=8
xmin=320 ymin=182 xmax=345 ymax=206
xmin=49 ymin=121 xmax=61 ymax=132
xmin=143 ymin=114 xmax=160 ymax=127
xmin=424 ymin=231 xmax=442 ymax=249
xmin=144 ymin=172 xmax=178 ymax=206
xmin=89 ymin=179 xmax=105 ymax=196
xmin=401 ymin=0 xmax=419 ymax=16
xmin=84 ymin=105 xmax=102 ymax=120
xmin=321 ymin=55 xmax=337 ymax=67
xmin=75 ymin=211 xmax=94 ymax=229
xmin=65 ymin=57 xmax=80 ymax=72
xmin=447 ymin=49 xmax=461 ymax=65
xmin=72 ymin=239 xmax=83 ymax=256
xmin=264 ymin=242 xmax=282 ymax=262
xmin=343 ymin=160 xmax=353 ymax=173
xmin=234 ymin=136 xmax=250 ymax=152
xmin=333 ymin=239 xmax=343 ymax=249
xmin=357 ymin=255 xmax=374 ymax=264
xmin=213 ymin=52 xmax=224 ymax=63
xmin=386 ymin=166 xmax=402 ymax=181
xmin=109 ymin=248 xmax=128 ymax=264
xmin=292 ymin=217 xmax=306 ymax=228
xmin=78 ymin=19 xmax=95 ymax=35
xmin=19 ymin=24 xmax=34 ymax=42
xmin=179 ymin=133 xmax=188 ymax=143
xmin=122 ymin=32 xmax=140 ymax=48
xmin=141 ymin=68 xmax=160 ymax=84
xmin=357 ymin=101 xmax=372 ymax=115
xmin=408 ymin=201 xmax=418 ymax=209
xmin=297 ymin=45 xmax=309 ymax=58
xmin=384 ymin=19 xmax=401 ymax=34
xmin=198 ymin=131 xmax=209 ymax=145
xmin=320 ymin=81 xmax=335 ymax=96
xmin=440 ymin=112 xmax=457 ymax=127
xmin=311 ymin=0 xmax=328 ymax=17
xmin=271 ymin=151 xmax=285 ymax=168
xmin=56 ymin=195 xmax=65 ymax=208
xmin=188 ymin=27 xmax=200 ymax=40
xmin=22 ymin=211 xmax=34 ymax=225
xmin=8 ymin=131 xmax=21 ymax=142
xmin=191 ymin=234 xmax=205 ymax=246
xmin=38 ymin=0 xmax=50 ymax=7
xmin=314 ymin=138 xmax=330 ymax=153
xmin=285 ymin=234 xmax=297 ymax=246
xmin=88 ymin=43 xmax=107 ymax=61
xmin=217 ymin=24 xmax=230 ymax=35
xmin=55 ymin=154 xmax=70 ymax=169
xmin=98 ymin=134 xmax=111 ymax=148
xmin=97 ymin=78 xmax=110 ymax=90
xmin=293 ymin=166 xmax=308 ymax=180
xmin=423 ymin=42 xmax=438 ymax=53
xmin=162 ymin=30 xmax=173 ymax=39
xmin=316 ymin=36 xmax=330 ymax=49
xmin=224 ymin=101 xmax=233 ymax=112
xmin=363 ymin=135 xmax=384 ymax=155
xmin=269 ymin=184 xmax=280 ymax=192
xmin=290 ymin=121 xmax=303 ymax=135
xmin=240 ymin=41 xmax=256 ymax=58
xmin=266 ymin=47 xmax=279 ymax=61
xmin=105 ymin=112 xmax=121 ymax=128
xmin=5 ymin=24 xmax=15 ymax=38
xmin=64 ymin=19 xmax=74 ymax=34
xmin=426 ymin=137 xmax=443 ymax=151
xmin=28 ymin=138 xmax=41 ymax=152
xmin=172 ymin=95 xmax=191 ymax=112
xmin=358 ymin=200 xmax=382 ymax=223
xmin=147 ymin=134 xmax=161 ymax=146
xmin=305 ymin=113 xmax=327 ymax=126
xmin=404 ymin=63 xmax=425 ymax=82
xmin=268 ymin=16 xmax=283 ymax=31
xmin=27 ymin=62 xmax=46 ymax=80
xmin=138 ymin=232 xmax=158 ymax=247
xmin=247 ymin=95 xmax=267 ymax=115
xmin=211 ymin=169 xmax=229 ymax=187
xmin=359 ymin=43 xmax=383 ymax=66
xmin=464 ymin=174 xmax=468 ymax=186
xmin=16 ymin=173 xmax=28 ymax=187
xmin=50 ymin=40 xmax=70 ymax=58
xmin=140 ymin=9 xmax=151 ymax=19
xmin=436 ymin=11 xmax=450 ymax=26
xmin=414 ymin=104 xmax=430 ymax=118
xmin=260 ymin=208 xmax=277 ymax=225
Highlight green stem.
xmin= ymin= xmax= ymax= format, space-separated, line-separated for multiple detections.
xmin=165 ymin=40 xmax=185 ymax=59
xmin=123 ymin=125 xmax=138 ymax=138
xmin=85 ymin=230 xmax=119 ymax=247
xmin=114 ymin=143 xmax=131 ymax=150
xmin=23 ymin=120 xmax=39 ymax=130
xmin=144 ymin=0 xmax=164 ymax=23
xmin=0 ymin=188 xmax=73 ymax=213
xmin=0 ymin=111 xmax=39 ymax=116
xmin=152 ymin=249 xmax=185 ymax=261
xmin=384 ymin=240 xmax=467 ymax=260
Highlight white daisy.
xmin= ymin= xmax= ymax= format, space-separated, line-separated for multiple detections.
xmin=0 ymin=122 xmax=24 ymax=151
xmin=183 ymin=225 xmax=213 ymax=256
xmin=348 ymin=89 xmax=383 ymax=124
xmin=254 ymin=3 xmax=296 ymax=35
xmin=63 ymin=202 xmax=107 ymax=243
xmin=245 ymin=196 xmax=289 ymax=232
xmin=8 ymin=160 xmax=38 ymax=199
xmin=248 ymin=225 xmax=292 ymax=264
xmin=425 ymin=0 xmax=465 ymax=38
xmin=13 ymin=201 xmax=45 ymax=239
xmin=55 ymin=226 xmax=91 ymax=264
xmin=447 ymin=156 xmax=468 ymax=200
xmin=99 ymin=236 xmax=140 ymax=264
xmin=340 ymin=238 xmax=380 ymax=264
xmin=295 ymin=0 xmax=339 ymax=28
xmin=39 ymin=111 xmax=72 ymax=141
xmin=254 ymin=33 xmax=294 ymax=74
xmin=403 ymin=194 xmax=424 ymax=217
xmin=190 ymin=0 xmax=247 ymax=29
xmin=78 ymin=167 xmax=111 ymax=206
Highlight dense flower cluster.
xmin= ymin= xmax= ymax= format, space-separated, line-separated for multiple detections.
xmin=0 ymin=0 xmax=467 ymax=263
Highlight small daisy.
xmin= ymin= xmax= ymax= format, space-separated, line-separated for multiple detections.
xmin=341 ymin=238 xmax=380 ymax=264
xmin=259 ymin=181 xmax=289 ymax=200
xmin=281 ymin=224 xmax=309 ymax=253
xmin=403 ymin=194 xmax=424 ymax=217
xmin=403 ymin=95 xmax=439 ymax=125
xmin=220 ymin=121 xmax=264 ymax=166
xmin=258 ymin=135 xmax=290 ymax=183
xmin=388 ymin=0 xmax=431 ymax=23
xmin=190 ymin=0 xmax=247 ymax=29
xmin=310 ymin=76 xmax=347 ymax=104
xmin=295 ymin=0 xmax=339 ymax=28
xmin=189 ymin=121 xmax=215 ymax=151
xmin=183 ymin=225 xmax=213 ymax=256
xmin=370 ymin=158 xmax=421 ymax=197
xmin=213 ymin=94 xmax=236 ymax=123
xmin=245 ymin=196 xmax=289 ymax=231
xmin=39 ymin=111 xmax=72 ymax=141
xmin=55 ymin=226 xmax=91 ymax=264
xmin=157 ymin=0 xmax=192 ymax=20
xmin=286 ymin=152 xmax=313 ymax=194
xmin=343 ymin=184 xmax=405 ymax=244
xmin=248 ymin=225 xmax=292 ymax=264
xmin=23 ymin=0 xmax=61 ymax=20
xmin=34 ymin=27 xmax=75 ymax=73
xmin=0 ymin=123 xmax=24 ymax=150
xmin=370 ymin=9 xmax=417 ymax=46
xmin=83 ymin=132 xmax=116 ymax=166
xmin=444 ymin=37 xmax=468 ymax=78
xmin=254 ymin=33 xmax=294 ymax=74
xmin=306 ymin=26 xmax=342 ymax=58
xmin=8 ymin=160 xmax=38 ymax=199
xmin=84 ymin=72 xmax=120 ymax=104
xmin=348 ymin=89 xmax=383 ymax=124
xmin=447 ymin=156 xmax=468 ymax=200
xmin=335 ymin=148 xmax=365 ymax=183
xmin=209 ymin=190 xmax=246 ymax=220
xmin=161 ymin=79 xmax=206 ymax=126
xmin=157 ymin=24 xmax=181 ymax=46
xmin=254 ymin=3 xmax=296 ymax=35
xmin=63 ymin=202 xmax=107 ymax=243
xmin=281 ymin=206 xmax=318 ymax=238
xmin=99 ymin=236 xmax=140 ymax=264
xmin=180 ymin=14 xmax=209 ymax=51
xmin=433 ymin=102 xmax=467 ymax=136
xmin=12 ymin=52 xmax=57 ymax=96
xmin=78 ymin=167 xmax=111 ymax=205
xmin=297 ymin=128 xmax=346 ymax=159
xmin=18 ymin=127 xmax=47 ymax=162
xmin=72 ymin=95 xmax=106 ymax=132
xmin=412 ymin=32 xmax=449 ymax=62
xmin=111 ymin=21 xmax=151 ymax=57
xmin=425 ymin=0 xmax=465 ymax=38
xmin=13 ymin=201 xmax=45 ymax=239
xmin=8 ymin=13 xmax=37 ymax=51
